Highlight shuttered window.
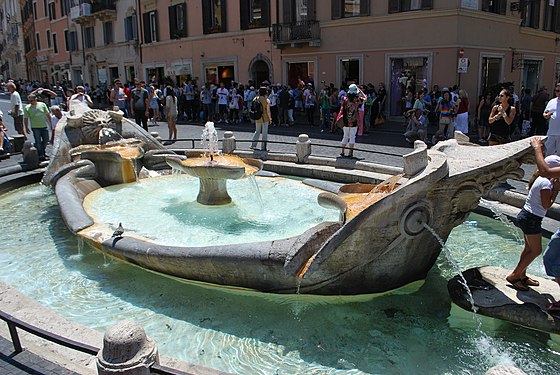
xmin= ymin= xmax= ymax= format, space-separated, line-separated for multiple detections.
xmin=203 ymin=0 xmax=227 ymax=34
xmin=388 ymin=0 xmax=432 ymax=13
xmin=332 ymin=0 xmax=370 ymax=19
xmin=240 ymin=0 xmax=270 ymax=29
xmin=544 ymin=0 xmax=560 ymax=33
xmin=169 ymin=3 xmax=187 ymax=39
xmin=481 ymin=0 xmax=506 ymax=15
xmin=143 ymin=10 xmax=159 ymax=43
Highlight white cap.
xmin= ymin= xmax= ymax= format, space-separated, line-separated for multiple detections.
xmin=545 ymin=155 xmax=560 ymax=168
xmin=348 ymin=84 xmax=358 ymax=94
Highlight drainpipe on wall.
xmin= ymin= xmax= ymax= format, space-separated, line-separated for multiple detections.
xmin=136 ymin=0 xmax=143 ymax=80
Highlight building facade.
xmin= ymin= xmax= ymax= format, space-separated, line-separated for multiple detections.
xmin=70 ymin=0 xmax=140 ymax=87
xmin=0 ymin=0 xmax=27 ymax=80
xmin=5 ymin=0 xmax=560 ymax=111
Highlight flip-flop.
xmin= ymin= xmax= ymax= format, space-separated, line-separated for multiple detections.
xmin=522 ymin=276 xmax=540 ymax=287
xmin=506 ymin=277 xmax=530 ymax=292
xmin=547 ymin=302 xmax=560 ymax=313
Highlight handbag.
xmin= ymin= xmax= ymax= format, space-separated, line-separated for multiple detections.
xmin=336 ymin=116 xmax=346 ymax=129
xmin=522 ymin=119 xmax=531 ymax=136
xmin=374 ymin=114 xmax=385 ymax=126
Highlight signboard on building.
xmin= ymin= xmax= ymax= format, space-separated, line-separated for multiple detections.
xmin=458 ymin=58 xmax=469 ymax=74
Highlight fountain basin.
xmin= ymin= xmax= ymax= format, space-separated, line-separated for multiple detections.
xmin=166 ymin=154 xmax=263 ymax=205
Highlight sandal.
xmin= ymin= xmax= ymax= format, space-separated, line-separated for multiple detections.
xmin=548 ymin=302 xmax=560 ymax=313
xmin=522 ymin=276 xmax=540 ymax=287
xmin=506 ymin=277 xmax=530 ymax=292
xmin=339 ymin=153 xmax=346 ymax=157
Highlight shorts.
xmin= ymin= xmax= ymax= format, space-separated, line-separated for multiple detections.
xmin=14 ymin=115 xmax=23 ymax=132
xmin=516 ymin=208 xmax=543 ymax=235
xmin=544 ymin=230 xmax=560 ymax=278
xmin=489 ymin=133 xmax=509 ymax=144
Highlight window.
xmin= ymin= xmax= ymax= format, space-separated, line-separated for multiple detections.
xmin=142 ymin=11 xmax=159 ymax=43
xmin=544 ymin=0 xmax=560 ymax=33
xmin=46 ymin=30 xmax=51 ymax=48
xmin=60 ymin=0 xmax=70 ymax=17
xmin=521 ymin=0 xmax=540 ymax=28
xmin=103 ymin=21 xmax=113 ymax=45
xmin=332 ymin=0 xmax=370 ymax=19
xmin=481 ymin=0 xmax=506 ymax=15
xmin=388 ymin=0 xmax=432 ymax=12
xmin=124 ymin=15 xmax=138 ymax=41
xmin=65 ymin=30 xmax=79 ymax=51
xmin=84 ymin=26 xmax=95 ymax=48
xmin=282 ymin=0 xmax=316 ymax=22
xmin=48 ymin=1 xmax=55 ymax=20
xmin=43 ymin=0 xmax=47 ymax=16
xmin=33 ymin=2 xmax=37 ymax=20
xmin=35 ymin=32 xmax=41 ymax=50
xmin=24 ymin=36 xmax=31 ymax=53
xmin=240 ymin=0 xmax=270 ymax=29
xmin=203 ymin=0 xmax=226 ymax=34
xmin=52 ymin=32 xmax=58 ymax=53
xmin=169 ymin=3 xmax=187 ymax=39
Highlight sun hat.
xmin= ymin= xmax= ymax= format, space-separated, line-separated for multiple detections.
xmin=348 ymin=84 xmax=358 ymax=94
xmin=545 ymin=155 xmax=560 ymax=168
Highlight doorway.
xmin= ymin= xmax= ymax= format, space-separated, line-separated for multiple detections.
xmin=251 ymin=60 xmax=270 ymax=87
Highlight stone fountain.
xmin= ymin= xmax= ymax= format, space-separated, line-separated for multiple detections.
xmin=43 ymin=105 xmax=534 ymax=295
xmin=165 ymin=122 xmax=263 ymax=205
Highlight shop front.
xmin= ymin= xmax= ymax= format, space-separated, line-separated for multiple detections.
xmin=285 ymin=60 xmax=315 ymax=88
xmin=386 ymin=54 xmax=430 ymax=116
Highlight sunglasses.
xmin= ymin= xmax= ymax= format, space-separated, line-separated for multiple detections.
xmin=555 ymin=89 xmax=560 ymax=92
xmin=499 ymin=94 xmax=505 ymax=97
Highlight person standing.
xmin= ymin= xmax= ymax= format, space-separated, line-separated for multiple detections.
xmin=69 ymin=85 xmax=93 ymax=108
xmin=477 ymin=93 xmax=492 ymax=143
xmin=109 ymin=80 xmax=128 ymax=117
xmin=183 ymin=79 xmax=196 ymax=121
xmin=305 ymin=86 xmax=317 ymax=126
xmin=454 ymin=89 xmax=470 ymax=135
xmin=278 ymin=85 xmax=290 ymax=127
xmin=250 ymin=87 xmax=271 ymax=151
xmin=216 ymin=82 xmax=229 ymax=123
xmin=6 ymin=82 xmax=25 ymax=140
xmin=130 ymin=81 xmax=150 ymax=131
xmin=544 ymin=83 xmax=560 ymax=155
xmin=165 ymin=86 xmax=178 ymax=144
xmin=531 ymin=87 xmax=550 ymax=135
xmin=23 ymin=94 xmax=52 ymax=161
xmin=337 ymin=84 xmax=363 ymax=158
xmin=49 ymin=105 xmax=66 ymax=144
xmin=488 ymin=89 xmax=516 ymax=146
xmin=505 ymin=154 xmax=560 ymax=291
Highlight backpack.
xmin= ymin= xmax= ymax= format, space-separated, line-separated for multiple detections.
xmin=249 ymin=96 xmax=263 ymax=120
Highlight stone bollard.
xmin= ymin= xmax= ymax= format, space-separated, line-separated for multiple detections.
xmin=485 ymin=365 xmax=527 ymax=375
xmin=97 ymin=320 xmax=159 ymax=375
xmin=222 ymin=131 xmax=236 ymax=154
xmin=22 ymin=141 xmax=40 ymax=169
xmin=296 ymin=134 xmax=311 ymax=163
xmin=11 ymin=134 xmax=25 ymax=152
xmin=150 ymin=132 xmax=163 ymax=143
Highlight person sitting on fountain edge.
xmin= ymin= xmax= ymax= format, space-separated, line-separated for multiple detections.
xmin=506 ymin=153 xmax=560 ymax=292
xmin=529 ymin=136 xmax=560 ymax=312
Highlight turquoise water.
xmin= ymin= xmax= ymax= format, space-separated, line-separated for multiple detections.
xmin=83 ymin=175 xmax=340 ymax=247
xmin=0 ymin=185 xmax=559 ymax=374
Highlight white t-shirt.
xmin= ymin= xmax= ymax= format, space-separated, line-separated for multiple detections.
xmin=11 ymin=91 xmax=24 ymax=115
xmin=217 ymin=88 xmax=229 ymax=105
xmin=523 ymin=176 xmax=553 ymax=217
xmin=545 ymin=97 xmax=560 ymax=136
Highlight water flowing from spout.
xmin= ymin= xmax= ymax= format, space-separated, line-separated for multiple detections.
xmin=201 ymin=121 xmax=219 ymax=160
xmin=423 ymin=223 xmax=481 ymax=326
xmin=247 ymin=174 xmax=264 ymax=213
xmin=98 ymin=127 xmax=122 ymax=148
xmin=479 ymin=198 xmax=523 ymax=244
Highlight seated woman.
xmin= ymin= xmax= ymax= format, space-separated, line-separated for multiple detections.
xmin=404 ymin=108 xmax=427 ymax=143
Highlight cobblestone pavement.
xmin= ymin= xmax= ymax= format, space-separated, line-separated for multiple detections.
xmin=0 ymin=336 xmax=79 ymax=375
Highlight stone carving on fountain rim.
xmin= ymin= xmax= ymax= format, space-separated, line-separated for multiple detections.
xmin=77 ymin=109 xmax=121 ymax=144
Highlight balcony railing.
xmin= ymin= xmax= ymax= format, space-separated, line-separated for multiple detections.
xmin=91 ymin=0 xmax=116 ymax=14
xmin=272 ymin=20 xmax=320 ymax=47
